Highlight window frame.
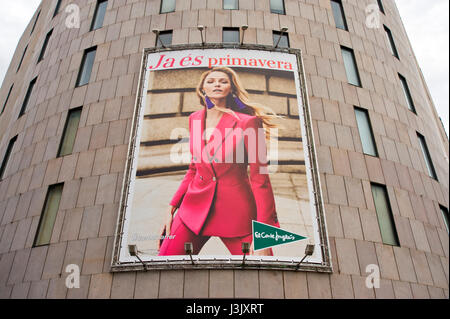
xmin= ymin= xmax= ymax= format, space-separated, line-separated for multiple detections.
xmin=371 ymin=183 xmax=400 ymax=247
xmin=399 ymin=73 xmax=416 ymax=114
xmin=341 ymin=46 xmax=362 ymax=87
xmin=33 ymin=183 xmax=64 ymax=247
xmin=90 ymin=0 xmax=108 ymax=31
xmin=38 ymin=29 xmax=53 ymax=63
xmin=270 ymin=0 xmax=286 ymax=15
xmin=223 ymin=27 xmax=240 ymax=44
xmin=354 ymin=106 xmax=379 ymax=157
xmin=417 ymin=132 xmax=438 ymax=181
xmin=377 ymin=0 xmax=385 ymax=14
xmin=330 ymin=0 xmax=348 ymax=31
xmin=57 ymin=107 xmax=83 ymax=157
xmin=1 ymin=84 xmax=14 ymax=115
xmin=0 ymin=135 xmax=18 ymax=180
xmin=160 ymin=0 xmax=176 ymax=14
xmin=223 ymin=0 xmax=239 ymax=10
xmin=384 ymin=25 xmax=399 ymax=59
xmin=273 ymin=31 xmax=290 ymax=48
xmin=76 ymin=46 xmax=97 ymax=87
xmin=439 ymin=205 xmax=449 ymax=234
xmin=156 ymin=30 xmax=173 ymax=48
xmin=19 ymin=77 xmax=37 ymax=117
xmin=30 ymin=10 xmax=41 ymax=35
xmin=53 ymin=0 xmax=62 ymax=18
xmin=17 ymin=45 xmax=28 ymax=73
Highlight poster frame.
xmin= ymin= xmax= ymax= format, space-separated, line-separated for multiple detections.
xmin=111 ymin=43 xmax=332 ymax=273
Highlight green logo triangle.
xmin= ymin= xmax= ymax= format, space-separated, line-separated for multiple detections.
xmin=252 ymin=221 xmax=308 ymax=251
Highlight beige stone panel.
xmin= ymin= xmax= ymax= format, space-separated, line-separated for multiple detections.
xmin=335 ymin=238 xmax=360 ymax=275
xmin=47 ymin=278 xmax=68 ymax=299
xmin=359 ymin=209 xmax=382 ymax=243
xmin=82 ymin=237 xmax=107 ymax=275
xmin=28 ymin=280 xmax=50 ymax=299
xmin=88 ymin=273 xmax=113 ymax=299
xmin=393 ymin=247 xmax=418 ymax=283
xmin=330 ymin=273 xmax=354 ymax=299
xmin=340 ymin=206 xmax=363 ymax=240
xmin=184 ymin=270 xmax=209 ymax=298
xmin=306 ymin=272 xmax=332 ymax=299
xmin=159 ymin=270 xmax=184 ymax=298
xmin=7 ymin=248 xmax=31 ymax=286
xmin=260 ymin=271 xmax=284 ymax=299
xmin=352 ymin=275 xmax=375 ymax=299
xmin=392 ymin=281 xmax=413 ymax=299
xmin=235 ymin=270 xmax=259 ymax=298
xmin=393 ymin=215 xmax=416 ymax=250
xmin=110 ymin=272 xmax=136 ymax=299
xmin=11 ymin=282 xmax=31 ymax=299
xmin=134 ymin=271 xmax=160 ymax=299
xmin=283 ymin=272 xmax=308 ymax=299
xmin=375 ymin=243 xmax=400 ymax=281
xmin=410 ymin=283 xmax=431 ymax=299
xmin=374 ymin=279 xmax=395 ymax=299
xmin=209 ymin=270 xmax=234 ymax=298
xmin=41 ymin=243 xmax=67 ymax=281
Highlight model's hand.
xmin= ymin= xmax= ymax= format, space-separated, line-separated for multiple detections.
xmin=158 ymin=206 xmax=177 ymax=251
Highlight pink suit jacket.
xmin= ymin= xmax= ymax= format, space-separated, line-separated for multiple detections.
xmin=170 ymin=108 xmax=280 ymax=238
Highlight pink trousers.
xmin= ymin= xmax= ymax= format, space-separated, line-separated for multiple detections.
xmin=158 ymin=214 xmax=254 ymax=256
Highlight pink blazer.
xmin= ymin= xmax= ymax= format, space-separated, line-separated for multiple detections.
xmin=170 ymin=109 xmax=280 ymax=238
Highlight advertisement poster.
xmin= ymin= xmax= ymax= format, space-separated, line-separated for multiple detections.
xmin=113 ymin=47 xmax=330 ymax=270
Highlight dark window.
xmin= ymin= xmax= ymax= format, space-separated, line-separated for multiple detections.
xmin=58 ymin=107 xmax=82 ymax=157
xmin=355 ymin=107 xmax=378 ymax=157
xmin=417 ymin=133 xmax=438 ymax=180
xmin=17 ymin=45 xmax=28 ymax=72
xmin=377 ymin=0 xmax=385 ymax=14
xmin=223 ymin=28 xmax=240 ymax=43
xmin=38 ymin=29 xmax=53 ymax=63
xmin=156 ymin=31 xmax=173 ymax=48
xmin=331 ymin=0 xmax=348 ymax=31
xmin=19 ymin=77 xmax=37 ymax=117
xmin=53 ymin=0 xmax=63 ymax=18
xmin=31 ymin=10 xmax=41 ymax=35
xmin=33 ymin=184 xmax=64 ymax=247
xmin=440 ymin=206 xmax=449 ymax=234
xmin=341 ymin=46 xmax=361 ymax=87
xmin=384 ymin=25 xmax=399 ymax=59
xmin=223 ymin=0 xmax=238 ymax=10
xmin=270 ymin=0 xmax=285 ymax=15
xmin=1 ymin=85 xmax=13 ymax=115
xmin=160 ymin=0 xmax=176 ymax=13
xmin=399 ymin=74 xmax=416 ymax=113
xmin=0 ymin=135 xmax=17 ymax=180
xmin=76 ymin=47 xmax=97 ymax=87
xmin=371 ymin=184 xmax=400 ymax=246
xmin=91 ymin=0 xmax=108 ymax=31
xmin=273 ymin=31 xmax=290 ymax=48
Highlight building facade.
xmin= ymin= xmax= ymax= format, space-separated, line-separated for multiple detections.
xmin=0 ymin=0 xmax=448 ymax=299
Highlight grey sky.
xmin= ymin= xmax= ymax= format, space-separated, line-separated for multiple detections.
xmin=0 ymin=0 xmax=448 ymax=135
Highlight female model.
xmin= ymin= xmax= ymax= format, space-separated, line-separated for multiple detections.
xmin=158 ymin=67 xmax=280 ymax=256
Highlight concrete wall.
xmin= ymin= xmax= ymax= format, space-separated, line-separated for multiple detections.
xmin=0 ymin=0 xmax=448 ymax=299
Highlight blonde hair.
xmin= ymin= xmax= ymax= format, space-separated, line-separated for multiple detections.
xmin=196 ymin=67 xmax=281 ymax=138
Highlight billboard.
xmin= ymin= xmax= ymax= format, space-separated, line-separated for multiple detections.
xmin=112 ymin=46 xmax=331 ymax=272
